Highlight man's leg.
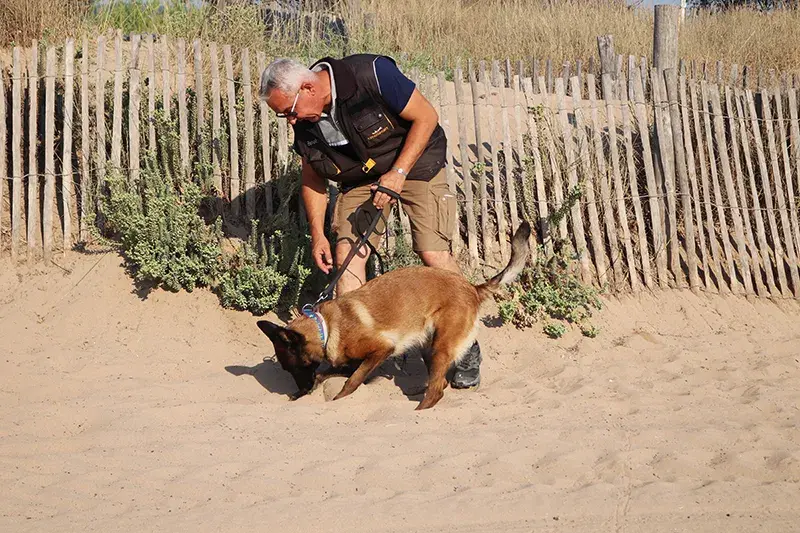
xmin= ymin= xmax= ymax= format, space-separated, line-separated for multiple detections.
xmin=335 ymin=240 xmax=370 ymax=296
xmin=402 ymin=170 xmax=482 ymax=389
xmin=332 ymin=183 xmax=389 ymax=297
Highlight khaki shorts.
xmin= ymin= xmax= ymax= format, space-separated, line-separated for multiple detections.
xmin=332 ymin=168 xmax=455 ymax=252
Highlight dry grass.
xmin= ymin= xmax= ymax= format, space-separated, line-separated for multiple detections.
xmin=2 ymin=0 xmax=800 ymax=75
xmin=0 ymin=0 xmax=87 ymax=47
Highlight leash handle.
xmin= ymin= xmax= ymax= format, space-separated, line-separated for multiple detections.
xmin=372 ymin=184 xmax=402 ymax=202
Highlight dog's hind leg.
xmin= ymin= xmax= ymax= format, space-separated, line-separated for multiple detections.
xmin=417 ymin=319 xmax=477 ymax=410
xmin=333 ymin=346 xmax=393 ymax=401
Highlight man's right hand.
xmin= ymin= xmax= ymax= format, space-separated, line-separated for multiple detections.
xmin=312 ymin=236 xmax=334 ymax=274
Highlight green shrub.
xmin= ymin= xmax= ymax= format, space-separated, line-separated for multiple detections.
xmin=103 ymin=160 xmax=223 ymax=293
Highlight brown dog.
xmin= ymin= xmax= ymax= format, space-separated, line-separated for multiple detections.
xmin=258 ymin=221 xmax=531 ymax=410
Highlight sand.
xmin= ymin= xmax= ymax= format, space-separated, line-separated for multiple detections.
xmin=2 ymin=250 xmax=800 ymax=533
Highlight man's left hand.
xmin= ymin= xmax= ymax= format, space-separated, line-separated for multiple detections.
xmin=371 ymin=170 xmax=405 ymax=210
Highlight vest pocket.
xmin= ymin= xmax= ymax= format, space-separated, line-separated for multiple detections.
xmin=352 ymin=110 xmax=394 ymax=148
xmin=306 ymin=146 xmax=341 ymax=178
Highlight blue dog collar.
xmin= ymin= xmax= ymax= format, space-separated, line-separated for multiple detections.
xmin=301 ymin=304 xmax=328 ymax=348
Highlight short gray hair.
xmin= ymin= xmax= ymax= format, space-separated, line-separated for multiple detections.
xmin=259 ymin=58 xmax=316 ymax=99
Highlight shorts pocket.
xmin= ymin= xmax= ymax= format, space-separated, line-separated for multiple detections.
xmin=434 ymin=189 xmax=456 ymax=243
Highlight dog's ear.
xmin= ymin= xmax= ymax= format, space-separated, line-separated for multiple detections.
xmin=257 ymin=320 xmax=304 ymax=348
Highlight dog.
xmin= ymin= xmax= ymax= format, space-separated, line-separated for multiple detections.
xmin=257 ymin=221 xmax=531 ymax=410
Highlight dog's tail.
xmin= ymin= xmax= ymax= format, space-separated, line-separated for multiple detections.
xmin=475 ymin=221 xmax=532 ymax=303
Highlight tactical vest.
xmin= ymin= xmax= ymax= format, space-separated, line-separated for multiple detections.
xmin=291 ymin=54 xmax=447 ymax=188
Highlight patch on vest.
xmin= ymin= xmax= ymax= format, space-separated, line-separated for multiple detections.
xmin=368 ymin=126 xmax=389 ymax=141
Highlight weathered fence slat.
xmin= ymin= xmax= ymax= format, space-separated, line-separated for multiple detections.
xmin=521 ymin=77 xmax=550 ymax=253
xmin=539 ymin=76 xmax=568 ymax=242
xmin=555 ymin=78 xmax=593 ymax=283
xmin=737 ymin=88 xmax=777 ymax=295
xmin=774 ymin=87 xmax=800 ymax=264
xmin=161 ymin=35 xmax=171 ymax=118
xmin=210 ymin=43 xmax=223 ymax=194
xmin=600 ymin=73 xmax=639 ymax=291
xmin=701 ymin=81 xmax=736 ymax=293
xmin=586 ymin=74 xmax=620 ymax=287
xmin=485 ymin=63 xmax=508 ymax=261
xmin=242 ymin=49 xmax=256 ymax=218
xmin=28 ymin=44 xmax=39 ymax=256
xmin=652 ymin=68 xmax=681 ymax=286
xmin=695 ymin=80 xmax=735 ymax=293
xmin=80 ymin=37 xmax=90 ymax=242
xmin=761 ymin=88 xmax=800 ymax=297
xmin=129 ymin=37 xmax=141 ymax=186
xmin=95 ymin=36 xmax=107 ymax=213
xmin=665 ymin=68 xmax=699 ymax=290
xmin=469 ymin=60 xmax=492 ymax=260
xmin=11 ymin=48 xmax=23 ymax=259
xmin=223 ymin=45 xmax=240 ymax=212
xmin=499 ymin=67 xmax=519 ymax=234
xmin=193 ymin=39 xmax=206 ymax=152
xmin=177 ymin=39 xmax=189 ymax=175
xmin=789 ymin=88 xmax=800 ymax=255
xmin=111 ymin=31 xmax=124 ymax=169
xmin=512 ymin=72 xmax=535 ymax=257
xmin=573 ymin=75 xmax=610 ymax=287
xmin=724 ymin=85 xmax=763 ymax=295
xmin=690 ymin=78 xmax=723 ymax=292
xmin=631 ymin=64 xmax=669 ymax=288
xmin=453 ymin=65 xmax=479 ymax=266
xmin=727 ymin=87 xmax=765 ymax=296
xmin=0 ymin=56 xmax=6 ymax=252
xmin=710 ymin=84 xmax=752 ymax=294
xmin=623 ymin=57 xmax=653 ymax=289
xmin=680 ymin=71 xmax=711 ymax=291
xmin=747 ymin=89 xmax=789 ymax=296
xmin=438 ymin=71 xmax=462 ymax=254
xmin=62 ymin=38 xmax=75 ymax=252
xmin=147 ymin=35 xmax=156 ymax=152
xmin=257 ymin=51 xmax=272 ymax=216
xmin=43 ymin=47 xmax=56 ymax=261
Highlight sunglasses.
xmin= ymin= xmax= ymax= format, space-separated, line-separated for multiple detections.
xmin=276 ymin=90 xmax=300 ymax=119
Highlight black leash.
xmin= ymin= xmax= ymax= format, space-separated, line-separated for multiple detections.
xmin=308 ymin=184 xmax=401 ymax=309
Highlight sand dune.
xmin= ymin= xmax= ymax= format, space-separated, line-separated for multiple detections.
xmin=2 ymin=251 xmax=799 ymax=532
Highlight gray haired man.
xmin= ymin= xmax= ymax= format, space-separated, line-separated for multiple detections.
xmin=259 ymin=54 xmax=482 ymax=389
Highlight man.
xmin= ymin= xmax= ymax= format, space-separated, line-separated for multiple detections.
xmin=259 ymin=54 xmax=481 ymax=389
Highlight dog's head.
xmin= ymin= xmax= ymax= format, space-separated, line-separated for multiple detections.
xmin=257 ymin=320 xmax=320 ymax=398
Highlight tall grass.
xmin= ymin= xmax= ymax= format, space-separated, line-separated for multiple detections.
xmin=3 ymin=1 xmax=800 ymax=73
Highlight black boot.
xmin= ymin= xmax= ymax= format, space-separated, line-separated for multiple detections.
xmin=450 ymin=341 xmax=482 ymax=389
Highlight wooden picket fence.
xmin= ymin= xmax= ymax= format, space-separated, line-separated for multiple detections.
xmin=2 ymin=32 xmax=800 ymax=299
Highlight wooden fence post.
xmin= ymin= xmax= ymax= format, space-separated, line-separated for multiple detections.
xmin=453 ymin=64 xmax=479 ymax=266
xmin=0 ymin=56 xmax=6 ymax=252
xmin=177 ymin=39 xmax=189 ymax=176
xmin=62 ymin=38 xmax=76 ymax=252
xmin=43 ymin=47 xmax=56 ymax=262
xmin=111 ymin=31 xmax=123 ymax=170
xmin=223 ymin=45 xmax=240 ymax=213
xmin=737 ymin=88 xmax=776 ymax=295
xmin=242 ymin=48 xmax=256 ymax=219
xmin=631 ymin=65 xmax=669 ymax=288
xmin=574 ymin=75 xmax=611 ymax=287
xmin=555 ymin=78 xmax=593 ymax=283
xmin=80 ymin=37 xmax=90 ymax=242
xmin=469 ymin=60 xmax=492 ymax=260
xmin=664 ymin=68 xmax=699 ymax=290
xmin=27 ymin=43 xmax=39 ymax=258
xmin=11 ymin=48 xmax=23 ymax=260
